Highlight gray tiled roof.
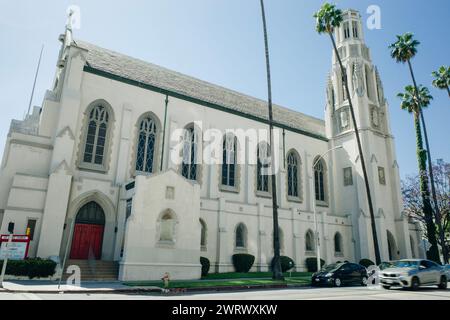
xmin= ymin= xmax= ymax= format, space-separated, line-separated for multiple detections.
xmin=75 ymin=40 xmax=326 ymax=139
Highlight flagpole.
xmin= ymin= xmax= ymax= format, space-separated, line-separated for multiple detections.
xmin=26 ymin=45 xmax=44 ymax=117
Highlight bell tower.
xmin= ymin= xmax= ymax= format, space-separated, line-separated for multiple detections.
xmin=325 ymin=9 xmax=415 ymax=262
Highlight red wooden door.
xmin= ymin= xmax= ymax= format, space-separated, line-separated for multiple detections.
xmin=70 ymin=224 xmax=104 ymax=260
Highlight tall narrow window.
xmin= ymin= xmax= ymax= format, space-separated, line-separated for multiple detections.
xmin=341 ymin=68 xmax=348 ymax=101
xmin=257 ymin=143 xmax=270 ymax=193
xmin=305 ymin=230 xmax=315 ymax=252
xmin=83 ymin=105 xmax=110 ymax=167
xmin=200 ymin=219 xmax=207 ymax=250
xmin=235 ymin=223 xmax=247 ymax=249
xmin=314 ymin=158 xmax=326 ymax=202
xmin=352 ymin=21 xmax=359 ymax=38
xmin=365 ymin=65 xmax=372 ymax=99
xmin=287 ymin=151 xmax=300 ymax=198
xmin=343 ymin=22 xmax=350 ymax=39
xmin=334 ymin=233 xmax=343 ymax=254
xmin=222 ymin=135 xmax=237 ymax=187
xmin=181 ymin=126 xmax=197 ymax=181
xmin=136 ymin=116 xmax=157 ymax=173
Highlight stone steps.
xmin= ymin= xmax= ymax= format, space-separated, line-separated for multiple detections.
xmin=62 ymin=260 xmax=119 ymax=281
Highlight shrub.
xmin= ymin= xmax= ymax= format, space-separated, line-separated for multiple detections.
xmin=200 ymin=257 xmax=210 ymax=277
xmin=305 ymin=257 xmax=325 ymax=272
xmin=271 ymin=256 xmax=295 ymax=273
xmin=232 ymin=254 xmax=255 ymax=273
xmin=0 ymin=258 xmax=57 ymax=279
xmin=359 ymin=259 xmax=375 ymax=268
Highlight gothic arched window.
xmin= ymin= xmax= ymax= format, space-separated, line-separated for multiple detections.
xmin=257 ymin=143 xmax=270 ymax=193
xmin=81 ymin=103 xmax=112 ymax=170
xmin=305 ymin=229 xmax=315 ymax=252
xmin=136 ymin=116 xmax=158 ymax=173
xmin=200 ymin=219 xmax=207 ymax=250
xmin=314 ymin=158 xmax=326 ymax=202
xmin=235 ymin=223 xmax=247 ymax=249
xmin=287 ymin=151 xmax=300 ymax=198
xmin=181 ymin=126 xmax=198 ymax=181
xmin=222 ymin=134 xmax=237 ymax=187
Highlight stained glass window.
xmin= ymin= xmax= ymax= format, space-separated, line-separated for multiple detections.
xmin=222 ymin=135 xmax=237 ymax=187
xmin=83 ymin=105 xmax=109 ymax=166
xmin=235 ymin=223 xmax=246 ymax=248
xmin=136 ymin=117 xmax=157 ymax=173
xmin=257 ymin=143 xmax=270 ymax=192
xmin=181 ymin=126 xmax=197 ymax=180
xmin=314 ymin=159 xmax=326 ymax=202
xmin=287 ymin=152 xmax=299 ymax=198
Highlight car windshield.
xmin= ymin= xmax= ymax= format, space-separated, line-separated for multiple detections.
xmin=390 ymin=260 xmax=419 ymax=268
xmin=321 ymin=263 xmax=343 ymax=272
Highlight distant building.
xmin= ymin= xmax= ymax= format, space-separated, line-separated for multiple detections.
xmin=0 ymin=9 xmax=422 ymax=281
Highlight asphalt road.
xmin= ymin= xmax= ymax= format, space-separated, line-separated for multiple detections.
xmin=0 ymin=285 xmax=449 ymax=300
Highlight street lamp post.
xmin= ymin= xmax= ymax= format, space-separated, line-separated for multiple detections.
xmin=310 ymin=146 xmax=343 ymax=272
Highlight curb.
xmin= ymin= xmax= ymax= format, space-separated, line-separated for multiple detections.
xmin=1 ymin=283 xmax=310 ymax=295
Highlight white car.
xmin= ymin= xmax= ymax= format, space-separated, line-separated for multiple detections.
xmin=445 ymin=264 xmax=450 ymax=279
xmin=379 ymin=259 xmax=447 ymax=290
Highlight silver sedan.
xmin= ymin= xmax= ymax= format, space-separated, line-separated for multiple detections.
xmin=379 ymin=259 xmax=448 ymax=290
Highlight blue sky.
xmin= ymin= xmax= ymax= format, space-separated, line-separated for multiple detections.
xmin=0 ymin=0 xmax=448 ymax=178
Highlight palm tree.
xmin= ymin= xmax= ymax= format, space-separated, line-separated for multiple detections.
xmin=314 ymin=3 xmax=381 ymax=265
xmin=432 ymin=66 xmax=450 ymax=98
xmin=259 ymin=0 xmax=283 ymax=280
xmin=389 ymin=33 xmax=446 ymax=263
xmin=397 ymin=85 xmax=441 ymax=262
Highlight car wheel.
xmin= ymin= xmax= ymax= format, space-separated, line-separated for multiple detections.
xmin=410 ymin=277 xmax=420 ymax=291
xmin=334 ymin=278 xmax=342 ymax=287
xmin=438 ymin=276 xmax=447 ymax=290
xmin=382 ymin=285 xmax=391 ymax=290
xmin=361 ymin=276 xmax=368 ymax=287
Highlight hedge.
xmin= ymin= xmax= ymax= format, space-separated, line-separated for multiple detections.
xmin=200 ymin=257 xmax=210 ymax=277
xmin=305 ymin=257 xmax=325 ymax=272
xmin=232 ymin=254 xmax=255 ymax=273
xmin=271 ymin=256 xmax=295 ymax=273
xmin=0 ymin=258 xmax=57 ymax=279
xmin=359 ymin=259 xmax=375 ymax=268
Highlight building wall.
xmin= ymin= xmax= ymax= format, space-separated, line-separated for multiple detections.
xmin=0 ymin=23 xmax=420 ymax=277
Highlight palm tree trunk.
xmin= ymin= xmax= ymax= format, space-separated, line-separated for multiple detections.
xmin=407 ymin=60 xmax=445 ymax=263
xmin=329 ymin=32 xmax=381 ymax=265
xmin=260 ymin=0 xmax=283 ymax=280
xmin=413 ymin=111 xmax=441 ymax=262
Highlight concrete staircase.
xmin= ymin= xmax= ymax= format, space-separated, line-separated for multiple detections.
xmin=63 ymin=260 xmax=119 ymax=281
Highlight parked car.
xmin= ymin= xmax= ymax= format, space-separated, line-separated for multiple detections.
xmin=379 ymin=261 xmax=393 ymax=270
xmin=444 ymin=265 xmax=450 ymax=279
xmin=380 ymin=259 xmax=447 ymax=290
xmin=311 ymin=262 xmax=368 ymax=287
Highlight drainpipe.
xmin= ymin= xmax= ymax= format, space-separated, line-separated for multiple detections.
xmin=160 ymin=95 xmax=169 ymax=172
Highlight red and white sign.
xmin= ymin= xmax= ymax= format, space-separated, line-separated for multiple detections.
xmin=0 ymin=235 xmax=30 ymax=260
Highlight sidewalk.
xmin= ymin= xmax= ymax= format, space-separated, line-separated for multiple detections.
xmin=0 ymin=280 xmax=305 ymax=295
xmin=0 ymin=280 xmax=163 ymax=294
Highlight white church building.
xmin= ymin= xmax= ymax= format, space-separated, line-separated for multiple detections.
xmin=0 ymin=10 xmax=423 ymax=281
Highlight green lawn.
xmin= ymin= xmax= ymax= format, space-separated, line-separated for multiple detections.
xmin=124 ymin=272 xmax=312 ymax=289
xmin=203 ymin=271 xmax=312 ymax=280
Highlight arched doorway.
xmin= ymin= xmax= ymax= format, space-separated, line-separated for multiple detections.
xmin=70 ymin=201 xmax=105 ymax=260
xmin=387 ymin=231 xmax=399 ymax=261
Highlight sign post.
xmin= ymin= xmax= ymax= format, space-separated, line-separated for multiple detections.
xmin=0 ymin=232 xmax=13 ymax=289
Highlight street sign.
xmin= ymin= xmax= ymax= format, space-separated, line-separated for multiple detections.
xmin=0 ymin=235 xmax=30 ymax=260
